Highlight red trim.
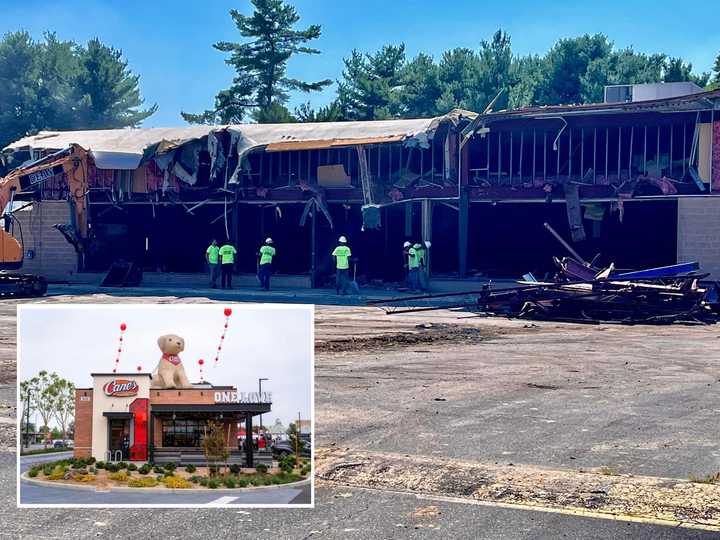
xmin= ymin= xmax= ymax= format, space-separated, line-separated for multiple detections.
xmin=128 ymin=398 xmax=149 ymax=461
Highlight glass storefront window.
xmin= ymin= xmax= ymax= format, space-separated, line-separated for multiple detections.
xmin=161 ymin=418 xmax=206 ymax=447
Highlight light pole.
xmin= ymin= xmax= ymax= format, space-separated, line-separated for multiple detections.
xmin=258 ymin=377 xmax=269 ymax=433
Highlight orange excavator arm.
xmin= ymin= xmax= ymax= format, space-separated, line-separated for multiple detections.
xmin=0 ymin=144 xmax=89 ymax=239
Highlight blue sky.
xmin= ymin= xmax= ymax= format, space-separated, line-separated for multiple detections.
xmin=3 ymin=0 xmax=719 ymax=127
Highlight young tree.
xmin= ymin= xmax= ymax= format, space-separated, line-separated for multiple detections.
xmin=49 ymin=378 xmax=75 ymax=441
xmin=183 ymin=0 xmax=331 ymax=124
xmin=202 ymin=421 xmax=229 ymax=476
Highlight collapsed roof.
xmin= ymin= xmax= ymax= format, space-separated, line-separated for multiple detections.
xmin=3 ymin=109 xmax=476 ymax=171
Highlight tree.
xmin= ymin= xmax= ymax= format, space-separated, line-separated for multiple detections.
xmin=183 ymin=0 xmax=331 ymax=124
xmin=70 ymin=38 xmax=156 ymax=129
xmin=0 ymin=31 xmax=155 ymax=149
xmin=286 ymin=421 xmax=301 ymax=464
xmin=295 ymin=100 xmax=343 ymax=122
xmin=21 ymin=371 xmax=60 ymax=448
xmin=337 ymin=45 xmax=406 ymax=120
xmin=201 ymin=420 xmax=229 ymax=476
xmin=709 ymin=53 xmax=720 ymax=90
xmin=49 ymin=377 xmax=75 ymax=441
xmin=663 ymin=56 xmax=709 ymax=87
xmin=399 ymin=53 xmax=442 ymax=118
xmin=540 ymin=34 xmax=613 ymax=105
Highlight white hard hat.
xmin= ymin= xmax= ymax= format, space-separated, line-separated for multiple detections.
xmin=424 ymin=241 xmax=432 ymax=248
xmin=403 ymin=241 xmax=411 ymax=248
xmin=265 ymin=237 xmax=273 ymax=244
xmin=339 ymin=236 xmax=347 ymax=243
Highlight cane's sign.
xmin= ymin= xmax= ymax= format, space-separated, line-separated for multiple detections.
xmin=103 ymin=379 xmax=139 ymax=397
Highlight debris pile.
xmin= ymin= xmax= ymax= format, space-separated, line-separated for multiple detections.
xmin=374 ymin=224 xmax=719 ymax=325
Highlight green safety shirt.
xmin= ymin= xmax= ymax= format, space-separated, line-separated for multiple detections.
xmin=259 ymin=245 xmax=276 ymax=265
xmin=219 ymin=244 xmax=237 ymax=264
xmin=206 ymin=245 xmax=220 ymax=265
xmin=416 ymin=247 xmax=426 ymax=267
xmin=332 ymin=245 xmax=352 ymax=269
xmin=407 ymin=247 xmax=420 ymax=269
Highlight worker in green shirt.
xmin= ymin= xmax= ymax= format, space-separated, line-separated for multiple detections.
xmin=218 ymin=240 xmax=237 ymax=289
xmin=331 ymin=236 xmax=352 ymax=295
xmin=256 ymin=237 xmax=276 ymax=291
xmin=205 ymin=239 xmax=220 ymax=288
xmin=416 ymin=241 xmax=430 ymax=292
xmin=407 ymin=243 xmax=420 ymax=291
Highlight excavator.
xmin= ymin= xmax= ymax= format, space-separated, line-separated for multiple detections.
xmin=0 ymin=144 xmax=89 ymax=297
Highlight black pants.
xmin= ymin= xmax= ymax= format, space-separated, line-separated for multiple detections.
xmin=258 ymin=263 xmax=272 ymax=290
xmin=221 ymin=263 xmax=233 ymax=288
xmin=336 ymin=268 xmax=350 ymax=294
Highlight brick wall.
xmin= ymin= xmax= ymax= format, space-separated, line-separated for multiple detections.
xmin=677 ymin=197 xmax=720 ymax=279
xmin=150 ymin=388 xmax=218 ymax=405
xmin=73 ymin=388 xmax=93 ymax=459
xmin=13 ymin=200 xmax=78 ymax=281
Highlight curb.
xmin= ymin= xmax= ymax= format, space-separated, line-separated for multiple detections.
xmin=20 ymin=471 xmax=310 ymax=494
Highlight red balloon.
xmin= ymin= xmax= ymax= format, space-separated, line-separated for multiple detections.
xmin=137 ymin=366 xmax=142 ymax=372
xmin=120 ymin=323 xmax=127 ymax=331
xmin=198 ymin=359 xmax=204 ymax=365
xmin=224 ymin=308 xmax=232 ymax=317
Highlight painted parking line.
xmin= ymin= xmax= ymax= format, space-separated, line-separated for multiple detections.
xmin=207 ymin=496 xmax=239 ymax=506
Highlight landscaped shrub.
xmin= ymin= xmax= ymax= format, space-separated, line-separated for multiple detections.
xmin=128 ymin=477 xmax=159 ymax=488
xmin=76 ymin=474 xmax=96 ymax=483
xmin=223 ymin=477 xmax=236 ymax=488
xmin=199 ymin=477 xmax=209 ymax=487
xmin=189 ymin=475 xmax=201 ymax=484
xmin=162 ymin=476 xmax=192 ymax=489
xmin=207 ymin=479 xmax=219 ymax=489
xmin=153 ymin=465 xmax=164 ymax=474
xmin=301 ymin=464 xmax=311 ymax=476
xmin=28 ymin=468 xmax=39 ymax=478
xmin=184 ymin=464 xmax=197 ymax=473
xmin=47 ymin=466 xmax=66 ymax=480
xmin=95 ymin=461 xmax=106 ymax=469
xmin=255 ymin=464 xmax=268 ymax=474
xmin=108 ymin=470 xmax=128 ymax=482
xmin=208 ymin=465 xmax=219 ymax=476
xmin=138 ymin=464 xmax=151 ymax=475
xmin=117 ymin=462 xmax=128 ymax=469
xmin=105 ymin=463 xmax=119 ymax=473
xmin=164 ymin=462 xmax=176 ymax=472
xmin=236 ymin=477 xmax=248 ymax=487
xmin=86 ymin=457 xmax=96 ymax=465
xmin=229 ymin=464 xmax=241 ymax=474
xmin=42 ymin=463 xmax=55 ymax=476
xmin=163 ymin=471 xmax=175 ymax=478
xmin=127 ymin=463 xmax=137 ymax=471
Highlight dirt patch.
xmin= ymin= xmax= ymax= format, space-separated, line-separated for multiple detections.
xmin=315 ymin=447 xmax=720 ymax=529
xmin=316 ymin=323 xmax=502 ymax=353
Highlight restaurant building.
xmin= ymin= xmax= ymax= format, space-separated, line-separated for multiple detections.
xmin=73 ymin=372 xmax=272 ymax=466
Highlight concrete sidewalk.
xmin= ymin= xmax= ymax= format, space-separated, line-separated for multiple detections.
xmin=45 ymin=282 xmax=510 ymax=308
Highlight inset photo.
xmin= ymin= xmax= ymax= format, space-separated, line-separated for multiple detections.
xmin=17 ymin=303 xmax=313 ymax=508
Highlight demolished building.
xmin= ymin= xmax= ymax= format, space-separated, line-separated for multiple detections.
xmin=1 ymin=86 xmax=719 ymax=287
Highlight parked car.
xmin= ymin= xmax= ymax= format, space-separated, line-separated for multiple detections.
xmin=271 ymin=440 xmax=311 ymax=458
xmin=53 ymin=440 xmax=66 ymax=448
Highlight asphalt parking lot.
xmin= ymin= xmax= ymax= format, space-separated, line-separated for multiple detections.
xmin=1 ymin=290 xmax=718 ymax=538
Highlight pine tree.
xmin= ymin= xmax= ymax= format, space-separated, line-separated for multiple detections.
xmin=182 ymin=0 xmax=331 ymax=124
